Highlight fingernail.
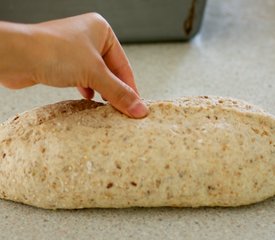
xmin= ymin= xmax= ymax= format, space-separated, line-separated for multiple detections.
xmin=127 ymin=99 xmax=149 ymax=118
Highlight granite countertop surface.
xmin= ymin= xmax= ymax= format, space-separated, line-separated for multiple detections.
xmin=0 ymin=0 xmax=274 ymax=239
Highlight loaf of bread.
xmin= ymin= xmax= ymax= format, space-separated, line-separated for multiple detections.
xmin=0 ymin=96 xmax=274 ymax=209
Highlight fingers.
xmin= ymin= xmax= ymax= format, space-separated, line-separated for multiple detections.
xmin=90 ymin=64 xmax=148 ymax=118
xmin=101 ymin=28 xmax=139 ymax=94
xmin=77 ymin=87 xmax=94 ymax=100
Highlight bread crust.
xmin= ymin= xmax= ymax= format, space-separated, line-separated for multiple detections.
xmin=0 ymin=96 xmax=274 ymax=209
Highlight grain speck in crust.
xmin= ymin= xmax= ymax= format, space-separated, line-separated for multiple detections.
xmin=0 ymin=96 xmax=275 ymax=209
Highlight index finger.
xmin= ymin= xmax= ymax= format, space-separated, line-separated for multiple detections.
xmin=101 ymin=28 xmax=139 ymax=95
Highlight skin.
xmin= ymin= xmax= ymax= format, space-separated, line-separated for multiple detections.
xmin=0 ymin=13 xmax=149 ymax=118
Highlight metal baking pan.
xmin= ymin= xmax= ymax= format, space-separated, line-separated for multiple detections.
xmin=0 ymin=0 xmax=206 ymax=43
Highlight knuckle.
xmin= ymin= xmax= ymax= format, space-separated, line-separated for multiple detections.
xmin=85 ymin=12 xmax=113 ymax=53
xmin=87 ymin=12 xmax=109 ymax=27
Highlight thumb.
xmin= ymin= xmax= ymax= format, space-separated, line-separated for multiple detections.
xmin=90 ymin=65 xmax=149 ymax=118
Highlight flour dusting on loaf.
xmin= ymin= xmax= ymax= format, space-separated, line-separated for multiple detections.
xmin=0 ymin=96 xmax=274 ymax=209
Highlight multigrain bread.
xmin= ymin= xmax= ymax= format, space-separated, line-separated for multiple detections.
xmin=0 ymin=96 xmax=274 ymax=209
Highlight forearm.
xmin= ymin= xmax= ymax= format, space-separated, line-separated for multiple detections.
xmin=0 ymin=21 xmax=35 ymax=88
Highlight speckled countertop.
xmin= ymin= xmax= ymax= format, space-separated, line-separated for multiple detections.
xmin=0 ymin=0 xmax=274 ymax=239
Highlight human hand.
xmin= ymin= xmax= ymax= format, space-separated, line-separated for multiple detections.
xmin=0 ymin=13 xmax=149 ymax=118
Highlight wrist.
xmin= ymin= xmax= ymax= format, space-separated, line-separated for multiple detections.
xmin=0 ymin=22 xmax=37 ymax=88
